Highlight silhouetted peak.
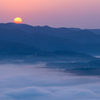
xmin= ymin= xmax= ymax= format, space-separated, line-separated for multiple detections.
xmin=43 ymin=25 xmax=52 ymax=28
xmin=69 ymin=28 xmax=81 ymax=31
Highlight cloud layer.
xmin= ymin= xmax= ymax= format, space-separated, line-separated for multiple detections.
xmin=0 ymin=64 xmax=100 ymax=100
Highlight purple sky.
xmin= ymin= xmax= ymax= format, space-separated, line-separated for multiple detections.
xmin=0 ymin=0 xmax=100 ymax=29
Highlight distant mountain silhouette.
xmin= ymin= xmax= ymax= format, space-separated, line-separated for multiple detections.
xmin=0 ymin=23 xmax=100 ymax=55
xmin=86 ymin=29 xmax=100 ymax=35
xmin=64 ymin=30 xmax=100 ymax=43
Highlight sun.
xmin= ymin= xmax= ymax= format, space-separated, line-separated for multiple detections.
xmin=14 ymin=17 xmax=22 ymax=24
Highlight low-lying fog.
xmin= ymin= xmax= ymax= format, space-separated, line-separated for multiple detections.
xmin=0 ymin=63 xmax=100 ymax=100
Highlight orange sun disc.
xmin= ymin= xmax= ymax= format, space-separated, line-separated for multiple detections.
xmin=14 ymin=17 xmax=22 ymax=24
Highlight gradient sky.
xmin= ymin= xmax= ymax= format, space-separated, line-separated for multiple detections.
xmin=0 ymin=0 xmax=100 ymax=29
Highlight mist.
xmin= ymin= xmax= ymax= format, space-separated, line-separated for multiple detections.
xmin=0 ymin=63 xmax=100 ymax=100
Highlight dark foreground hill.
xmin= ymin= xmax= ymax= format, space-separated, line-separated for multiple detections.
xmin=0 ymin=40 xmax=95 ymax=59
xmin=0 ymin=40 xmax=40 ymax=55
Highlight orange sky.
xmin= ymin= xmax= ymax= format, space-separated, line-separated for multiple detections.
xmin=0 ymin=0 xmax=100 ymax=28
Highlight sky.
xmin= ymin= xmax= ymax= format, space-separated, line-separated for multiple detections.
xmin=0 ymin=63 xmax=100 ymax=100
xmin=0 ymin=0 xmax=100 ymax=29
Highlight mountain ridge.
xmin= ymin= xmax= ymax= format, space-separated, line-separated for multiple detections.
xmin=0 ymin=23 xmax=100 ymax=55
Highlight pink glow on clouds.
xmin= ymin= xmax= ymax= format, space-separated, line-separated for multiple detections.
xmin=0 ymin=0 xmax=100 ymax=28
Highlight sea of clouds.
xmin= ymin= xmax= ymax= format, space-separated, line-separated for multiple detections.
xmin=0 ymin=63 xmax=100 ymax=100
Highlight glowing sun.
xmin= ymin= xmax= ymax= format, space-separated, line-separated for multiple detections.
xmin=14 ymin=17 xmax=22 ymax=24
